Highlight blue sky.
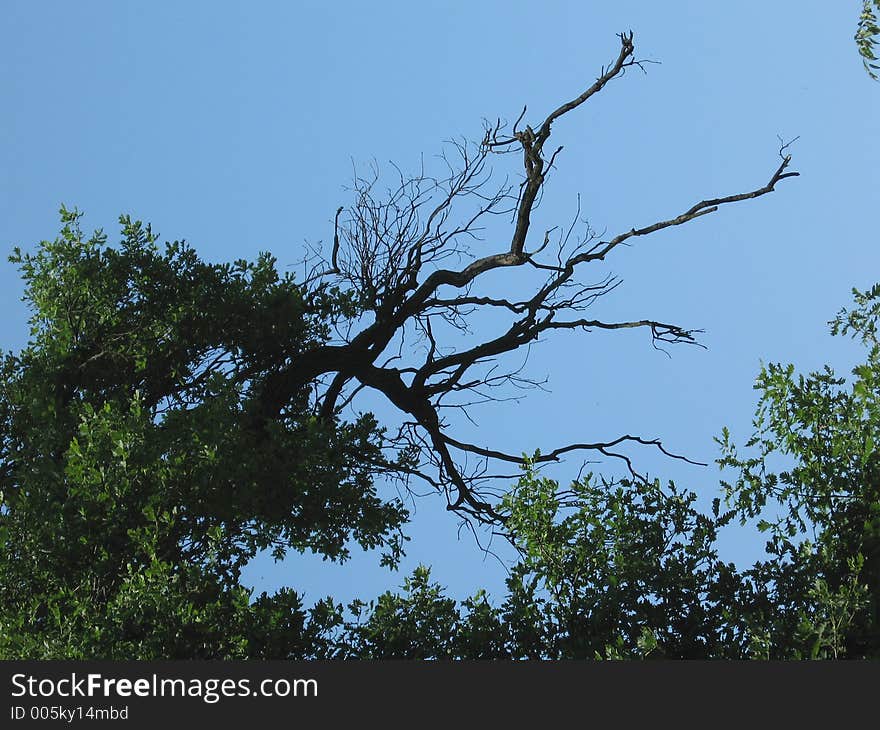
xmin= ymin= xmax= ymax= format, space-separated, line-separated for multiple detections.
xmin=2 ymin=1 xmax=878 ymax=605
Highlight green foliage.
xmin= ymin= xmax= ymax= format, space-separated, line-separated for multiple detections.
xmin=0 ymin=209 xmax=407 ymax=658
xmin=315 ymin=467 xmax=744 ymax=659
xmin=321 ymin=283 xmax=880 ymax=660
xmin=856 ymin=1 xmax=880 ymax=79
xmin=500 ymin=466 xmax=741 ymax=658
xmin=5 ymin=208 xmax=880 ymax=660
xmin=718 ymin=284 xmax=880 ymax=657
xmin=796 ymin=555 xmax=869 ymax=659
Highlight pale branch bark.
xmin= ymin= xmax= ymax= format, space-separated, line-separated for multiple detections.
xmin=257 ymin=32 xmax=798 ymax=524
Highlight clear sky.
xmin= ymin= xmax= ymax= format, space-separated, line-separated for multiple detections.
xmin=2 ymin=1 xmax=878 ymax=606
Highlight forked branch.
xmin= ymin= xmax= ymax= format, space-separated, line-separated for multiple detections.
xmin=257 ymin=32 xmax=797 ymax=525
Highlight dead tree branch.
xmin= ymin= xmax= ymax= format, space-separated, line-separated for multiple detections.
xmin=254 ymin=32 xmax=797 ymax=525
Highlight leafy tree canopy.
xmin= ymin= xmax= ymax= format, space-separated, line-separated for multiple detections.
xmin=857 ymin=0 xmax=880 ymax=78
xmin=2 ymin=29 xmax=876 ymax=659
xmin=325 ymin=284 xmax=880 ymax=660
xmin=4 ymin=247 xmax=879 ymax=658
xmin=0 ymin=208 xmax=407 ymax=658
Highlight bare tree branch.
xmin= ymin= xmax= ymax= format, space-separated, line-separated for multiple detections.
xmin=255 ymin=32 xmax=798 ymax=525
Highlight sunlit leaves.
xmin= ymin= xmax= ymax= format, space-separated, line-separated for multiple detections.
xmin=0 ymin=210 xmax=408 ymax=658
xmin=718 ymin=285 xmax=880 ymax=657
